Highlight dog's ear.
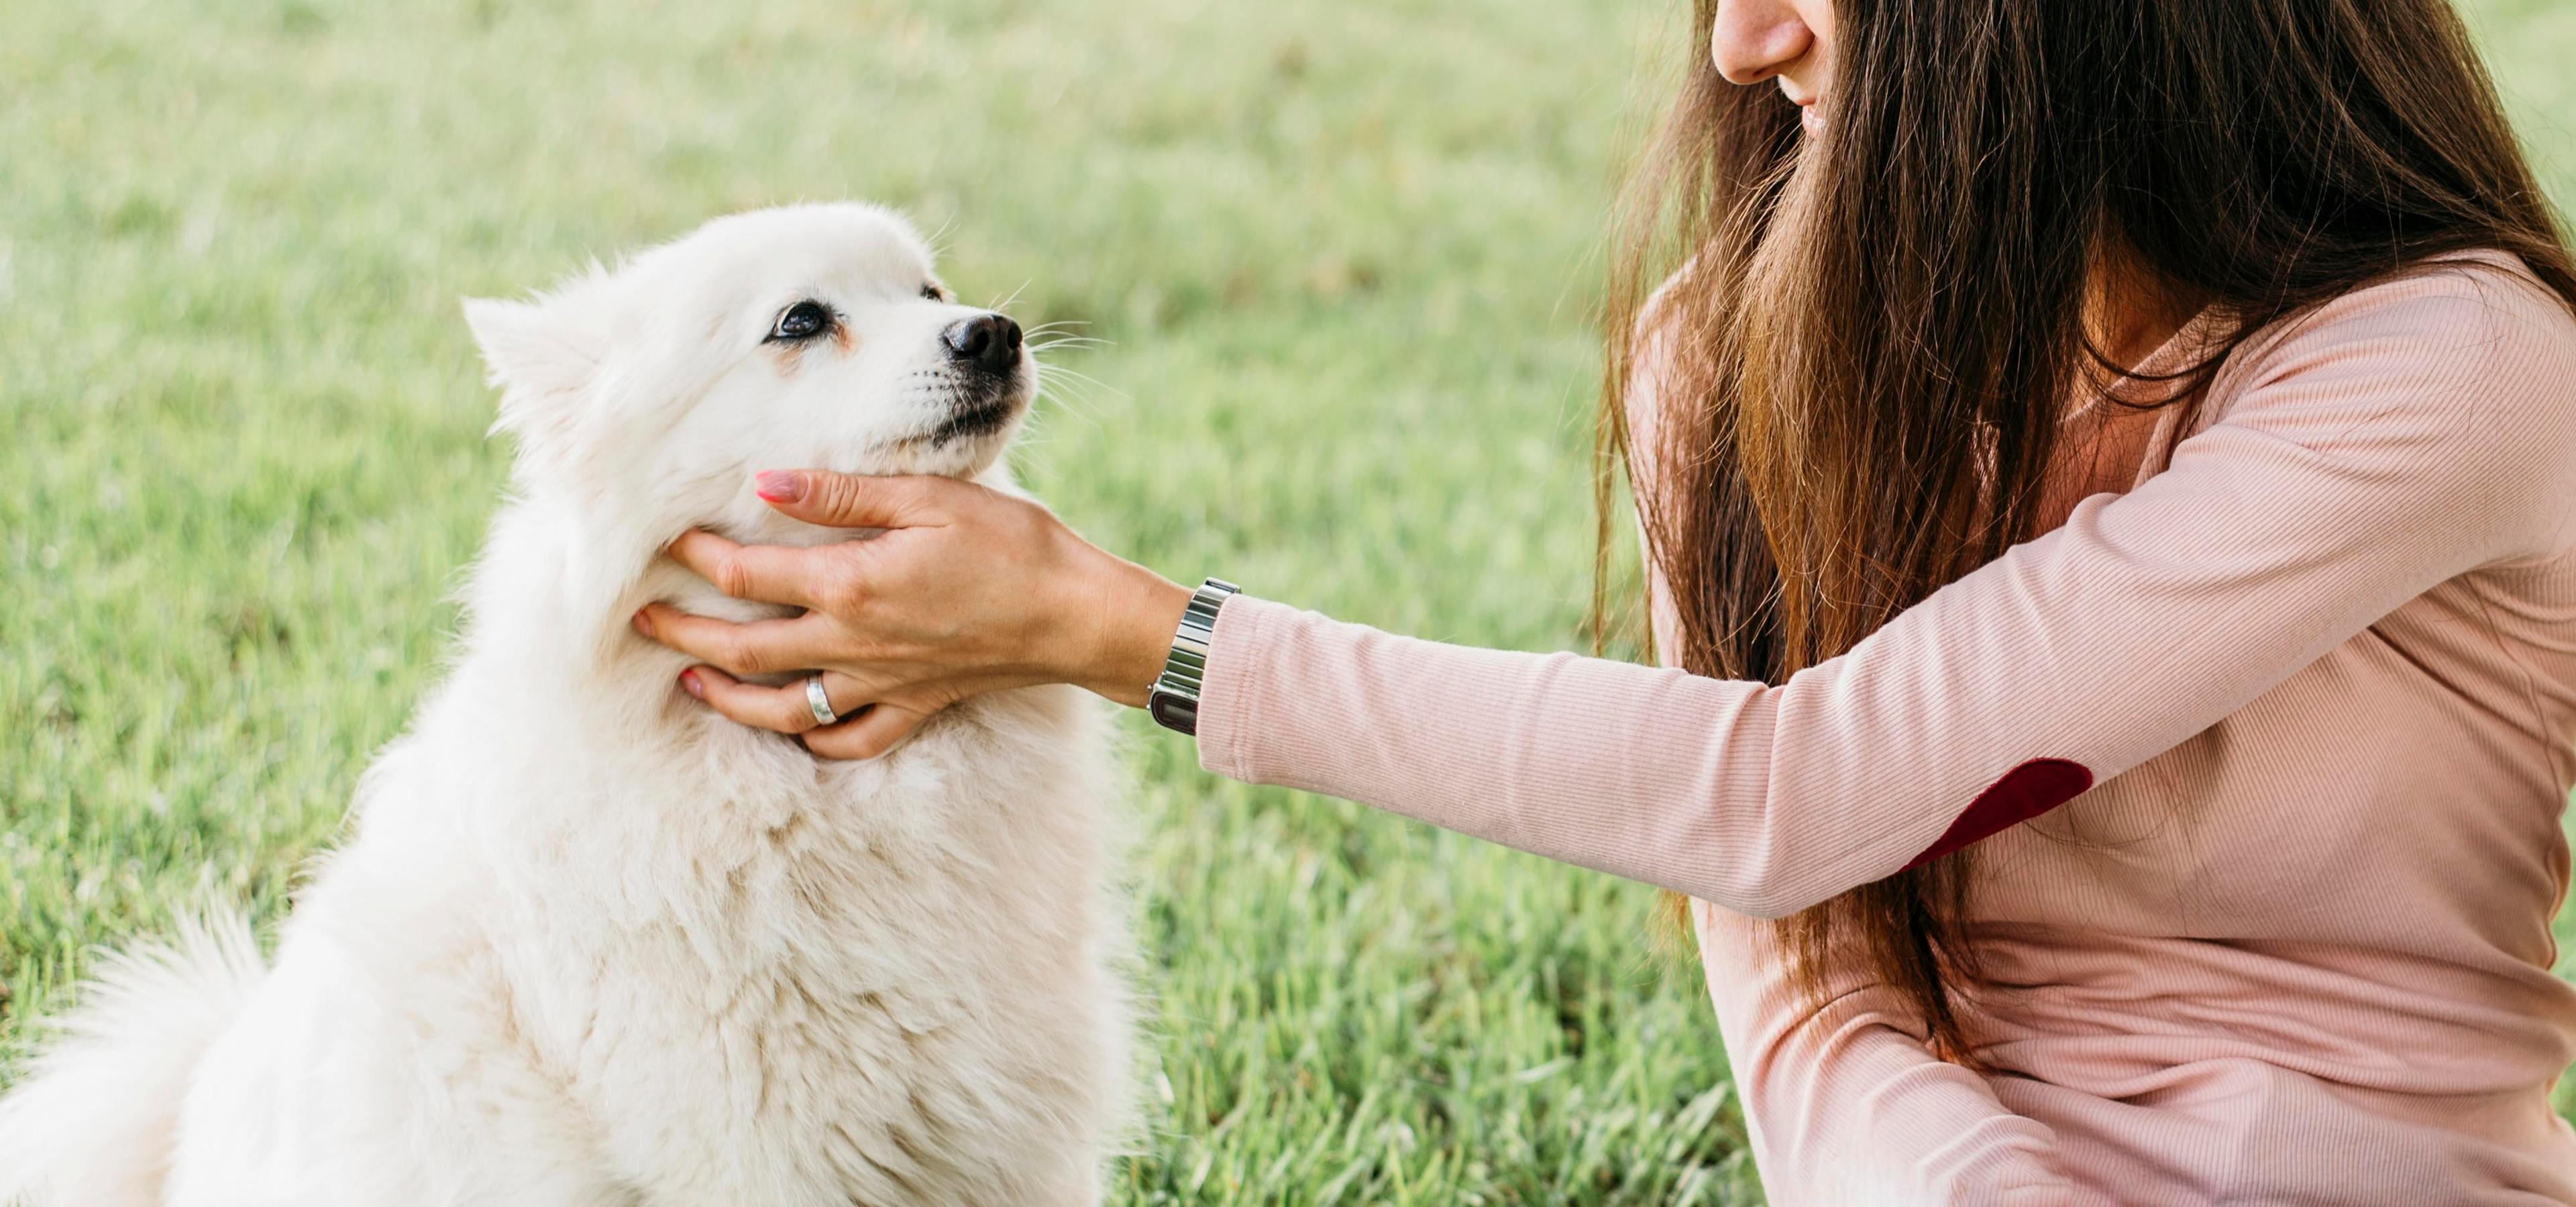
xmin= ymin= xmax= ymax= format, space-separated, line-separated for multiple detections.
xmin=464 ymin=296 xmax=598 ymax=405
xmin=464 ymin=293 xmax=607 ymax=462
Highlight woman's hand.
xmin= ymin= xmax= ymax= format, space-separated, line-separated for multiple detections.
xmin=635 ymin=470 xmax=1193 ymax=759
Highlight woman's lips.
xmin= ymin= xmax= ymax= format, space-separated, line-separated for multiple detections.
xmin=1778 ymin=83 xmax=1826 ymax=138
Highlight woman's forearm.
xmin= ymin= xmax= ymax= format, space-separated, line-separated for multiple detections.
xmin=1195 ymin=594 xmax=1857 ymax=916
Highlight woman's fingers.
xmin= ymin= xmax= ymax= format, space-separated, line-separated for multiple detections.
xmin=802 ymin=704 xmax=932 ymax=762
xmin=680 ymin=666 xmax=820 ymax=734
xmin=665 ymin=530 xmax=825 ymax=608
xmin=636 ymin=607 xmax=836 ymax=678
xmin=680 ymin=668 xmax=885 ymax=739
xmin=682 ymin=660 xmax=934 ymax=759
xmin=755 ymin=470 xmax=965 ymax=531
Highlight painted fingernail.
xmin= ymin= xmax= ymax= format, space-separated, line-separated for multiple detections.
xmin=631 ymin=610 xmax=655 ymax=638
xmin=679 ymin=670 xmax=704 ymax=699
xmin=755 ymin=471 xmax=804 ymax=503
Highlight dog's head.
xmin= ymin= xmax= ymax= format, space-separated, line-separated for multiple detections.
xmin=464 ymin=203 xmax=1030 ymax=549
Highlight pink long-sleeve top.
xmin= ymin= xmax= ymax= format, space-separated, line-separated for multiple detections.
xmin=1193 ymin=252 xmax=2576 ymax=1204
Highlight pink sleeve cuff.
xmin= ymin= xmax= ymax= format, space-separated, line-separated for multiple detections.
xmin=1193 ymin=592 xmax=1288 ymax=782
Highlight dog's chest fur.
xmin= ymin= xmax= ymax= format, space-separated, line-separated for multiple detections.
xmin=287 ymin=665 xmax=1129 ymax=1207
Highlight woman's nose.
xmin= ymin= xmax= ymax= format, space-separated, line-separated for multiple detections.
xmin=1710 ymin=0 xmax=1815 ymax=86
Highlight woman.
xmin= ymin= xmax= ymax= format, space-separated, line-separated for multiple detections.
xmin=633 ymin=0 xmax=2576 ymax=1200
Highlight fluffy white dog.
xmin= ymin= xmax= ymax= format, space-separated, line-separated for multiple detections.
xmin=0 ymin=204 xmax=1132 ymax=1206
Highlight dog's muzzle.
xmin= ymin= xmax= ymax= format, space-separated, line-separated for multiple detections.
xmin=920 ymin=312 xmax=1030 ymax=447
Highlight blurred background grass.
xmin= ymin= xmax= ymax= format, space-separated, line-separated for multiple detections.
xmin=3 ymin=1 xmax=2571 ymax=1202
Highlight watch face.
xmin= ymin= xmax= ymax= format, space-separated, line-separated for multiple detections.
xmin=1149 ymin=692 xmax=1198 ymax=737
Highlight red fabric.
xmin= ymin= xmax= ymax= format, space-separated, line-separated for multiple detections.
xmin=1900 ymin=758 xmax=2092 ymax=871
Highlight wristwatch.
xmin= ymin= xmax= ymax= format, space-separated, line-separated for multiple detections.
xmin=1148 ymin=578 xmax=1240 ymax=736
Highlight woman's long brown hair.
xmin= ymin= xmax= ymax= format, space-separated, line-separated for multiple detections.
xmin=1599 ymin=0 xmax=2576 ymax=1059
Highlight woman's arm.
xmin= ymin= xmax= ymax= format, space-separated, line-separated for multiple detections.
xmin=1692 ymin=904 xmax=2100 ymax=1205
xmin=641 ymin=262 xmax=2576 ymax=917
xmin=1185 ymin=265 xmax=2576 ymax=915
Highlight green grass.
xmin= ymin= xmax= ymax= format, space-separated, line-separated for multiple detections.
xmin=3 ymin=1 xmax=2573 ymax=1203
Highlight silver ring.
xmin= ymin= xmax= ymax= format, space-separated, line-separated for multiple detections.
xmin=805 ymin=676 xmax=839 ymax=727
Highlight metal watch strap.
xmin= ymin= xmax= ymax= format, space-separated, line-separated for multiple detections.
xmin=1148 ymin=578 xmax=1239 ymax=736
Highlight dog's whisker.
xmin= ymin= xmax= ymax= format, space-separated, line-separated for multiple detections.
xmin=923 ymin=213 xmax=961 ymax=260
xmin=1036 ymin=364 xmax=1126 ymax=401
xmin=1032 ymin=375 xmax=1114 ymax=431
xmin=1034 ymin=383 xmax=1107 ymax=416
xmin=988 ymin=280 xmax=1033 ymax=314
xmin=1036 ymin=362 xmax=1109 ymax=385
xmin=1032 ymin=391 xmax=1102 ymax=431
xmin=1032 ymin=365 xmax=1106 ymax=397
xmin=1032 ymin=361 xmax=1109 ymax=396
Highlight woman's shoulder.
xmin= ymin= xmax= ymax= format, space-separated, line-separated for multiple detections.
xmin=2218 ymin=250 xmax=2576 ymax=401
xmin=2203 ymin=250 xmax=2576 ymax=564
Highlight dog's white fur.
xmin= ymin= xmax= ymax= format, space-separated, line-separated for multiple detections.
xmin=0 ymin=204 xmax=1132 ymax=1206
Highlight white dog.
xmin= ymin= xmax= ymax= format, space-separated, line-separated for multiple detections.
xmin=0 ymin=204 xmax=1132 ymax=1206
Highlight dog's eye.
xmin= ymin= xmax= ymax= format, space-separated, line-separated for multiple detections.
xmin=920 ymin=283 xmax=946 ymax=303
xmin=767 ymin=301 xmax=835 ymax=343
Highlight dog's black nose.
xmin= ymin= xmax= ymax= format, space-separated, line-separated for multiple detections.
xmin=942 ymin=313 xmax=1023 ymax=374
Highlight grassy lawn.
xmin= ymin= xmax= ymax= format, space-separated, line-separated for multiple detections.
xmin=3 ymin=1 xmax=2571 ymax=1202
